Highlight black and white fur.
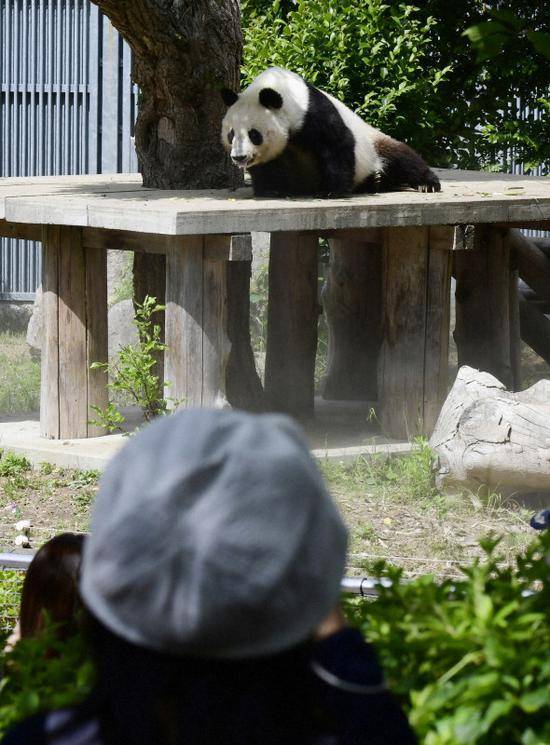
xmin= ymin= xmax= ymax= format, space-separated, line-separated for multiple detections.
xmin=221 ymin=67 xmax=440 ymax=197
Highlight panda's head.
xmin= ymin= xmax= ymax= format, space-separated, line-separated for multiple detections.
xmin=220 ymin=86 xmax=289 ymax=169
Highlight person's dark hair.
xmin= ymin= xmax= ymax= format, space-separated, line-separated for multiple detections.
xmin=19 ymin=532 xmax=86 ymax=639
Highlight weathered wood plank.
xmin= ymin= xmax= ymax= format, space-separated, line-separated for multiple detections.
xmin=519 ymin=295 xmax=550 ymax=365
xmin=0 ymin=175 xmax=143 ymax=219
xmin=58 ymin=227 xmax=89 ymax=439
xmin=0 ymin=220 xmax=42 ymax=241
xmin=378 ymin=227 xmax=430 ymax=439
xmin=40 ymin=227 xmax=61 ymax=439
xmin=202 ymin=245 xmax=230 ymax=408
xmin=454 ymin=226 xmax=516 ymax=389
xmin=510 ymin=228 xmax=550 ymax=307
xmin=4 ymin=170 xmax=550 ymax=235
xmin=85 ymin=246 xmax=109 ymax=437
xmin=165 ymin=237 xmax=201 ymax=407
xmin=322 ymin=231 xmax=382 ymax=401
xmin=423 ymin=227 xmax=453 ymax=433
xmin=265 ymin=232 xmax=319 ymax=416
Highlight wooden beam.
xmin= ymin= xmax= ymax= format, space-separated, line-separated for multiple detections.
xmin=519 ymin=296 xmax=550 ymax=365
xmin=82 ymin=227 xmax=253 ymax=260
xmin=164 ymin=236 xmax=230 ymax=408
xmin=0 ymin=219 xmax=42 ymax=241
xmin=265 ymin=232 xmax=319 ymax=417
xmin=82 ymin=227 xmax=171 ymax=254
xmin=378 ymin=226 xmax=452 ymax=439
xmin=40 ymin=226 xmax=108 ymax=439
xmin=321 ymin=234 xmax=382 ymax=401
xmin=492 ymin=221 xmax=550 ymax=231
xmin=509 ymin=228 xmax=550 ymax=307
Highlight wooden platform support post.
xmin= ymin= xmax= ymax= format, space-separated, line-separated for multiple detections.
xmin=454 ymin=226 xmax=521 ymax=391
xmin=378 ymin=226 xmax=453 ymax=439
xmin=321 ymin=230 xmax=382 ymax=401
xmin=41 ymin=226 xmax=108 ymax=439
xmin=165 ymin=236 xmax=230 ymax=409
xmin=265 ymin=232 xmax=319 ymax=417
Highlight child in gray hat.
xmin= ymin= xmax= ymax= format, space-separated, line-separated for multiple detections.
xmin=2 ymin=409 xmax=416 ymax=745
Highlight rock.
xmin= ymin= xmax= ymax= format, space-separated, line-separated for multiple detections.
xmin=0 ymin=302 xmax=32 ymax=335
xmin=108 ymin=298 xmax=139 ymax=359
xmin=26 ymin=285 xmax=43 ymax=356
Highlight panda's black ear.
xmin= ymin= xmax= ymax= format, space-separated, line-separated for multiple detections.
xmin=221 ymin=88 xmax=239 ymax=107
xmin=259 ymin=88 xmax=283 ymax=110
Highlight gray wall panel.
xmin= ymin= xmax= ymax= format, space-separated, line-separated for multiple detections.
xmin=0 ymin=0 xmax=138 ymax=301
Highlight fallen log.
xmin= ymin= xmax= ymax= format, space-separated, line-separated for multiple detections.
xmin=430 ymin=365 xmax=550 ymax=498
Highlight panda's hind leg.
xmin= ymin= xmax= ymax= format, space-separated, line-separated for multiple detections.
xmin=373 ymin=136 xmax=441 ymax=193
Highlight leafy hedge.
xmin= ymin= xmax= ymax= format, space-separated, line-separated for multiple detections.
xmin=345 ymin=531 xmax=550 ymax=744
xmin=0 ymin=533 xmax=548 ymax=743
xmin=241 ymin=0 xmax=550 ymax=170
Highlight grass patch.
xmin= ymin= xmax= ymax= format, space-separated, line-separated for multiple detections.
xmin=0 ymin=332 xmax=40 ymax=415
xmin=322 ymin=440 xmax=534 ymax=579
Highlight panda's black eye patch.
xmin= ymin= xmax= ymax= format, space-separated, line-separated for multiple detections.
xmin=228 ymin=129 xmax=234 ymax=144
xmin=248 ymin=129 xmax=263 ymax=146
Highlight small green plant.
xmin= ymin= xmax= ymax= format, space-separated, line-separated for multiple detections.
xmin=343 ymin=532 xmax=550 ymax=745
xmin=0 ymin=624 xmax=94 ymax=736
xmin=39 ymin=462 xmax=54 ymax=476
xmin=67 ymin=470 xmax=100 ymax=489
xmin=0 ymin=452 xmax=31 ymax=478
xmin=90 ymin=296 xmax=179 ymax=433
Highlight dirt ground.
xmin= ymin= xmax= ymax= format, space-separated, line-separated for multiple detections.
xmin=0 ymin=331 xmax=544 ymax=579
xmin=0 ymin=447 xmax=537 ymax=583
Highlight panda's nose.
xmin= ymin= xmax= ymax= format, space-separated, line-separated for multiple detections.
xmin=232 ymin=155 xmax=248 ymax=164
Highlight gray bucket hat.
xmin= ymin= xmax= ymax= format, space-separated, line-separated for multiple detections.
xmin=80 ymin=409 xmax=348 ymax=659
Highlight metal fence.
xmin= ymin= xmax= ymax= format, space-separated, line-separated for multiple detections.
xmin=0 ymin=552 xmax=381 ymax=632
xmin=0 ymin=0 xmax=138 ymax=301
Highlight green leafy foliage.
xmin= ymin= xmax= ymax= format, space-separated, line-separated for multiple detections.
xmin=344 ymin=532 xmax=550 ymax=744
xmin=241 ymin=1 xmax=550 ymax=170
xmin=0 ymin=571 xmax=24 ymax=633
xmin=90 ymin=296 xmax=179 ymax=432
xmin=242 ymin=0 xmax=449 ymax=143
xmin=0 ymin=452 xmax=31 ymax=478
xmin=0 ymin=625 xmax=94 ymax=737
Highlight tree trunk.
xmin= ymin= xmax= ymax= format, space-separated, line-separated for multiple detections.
xmin=91 ymin=1 xmax=242 ymax=189
xmin=430 ymin=365 xmax=550 ymax=498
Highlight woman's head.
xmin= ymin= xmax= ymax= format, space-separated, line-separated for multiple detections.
xmin=20 ymin=532 xmax=86 ymax=639
xmin=80 ymin=409 xmax=348 ymax=659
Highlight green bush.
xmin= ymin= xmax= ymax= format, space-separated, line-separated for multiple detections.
xmin=0 ymin=625 xmax=94 ymax=737
xmin=0 ymin=536 xmax=547 ymax=742
xmin=344 ymin=531 xmax=550 ymax=744
xmin=242 ymin=0 xmax=449 ymax=149
xmin=241 ymin=1 xmax=550 ymax=170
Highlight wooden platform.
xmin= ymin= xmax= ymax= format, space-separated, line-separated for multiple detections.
xmin=1 ymin=169 xmax=550 ymax=235
xmin=1 ymin=169 xmax=548 ymax=441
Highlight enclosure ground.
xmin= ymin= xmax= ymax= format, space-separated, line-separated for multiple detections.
xmin=0 ymin=448 xmax=535 ymax=582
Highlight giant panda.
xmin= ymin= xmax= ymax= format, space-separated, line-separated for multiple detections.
xmin=221 ymin=67 xmax=440 ymax=197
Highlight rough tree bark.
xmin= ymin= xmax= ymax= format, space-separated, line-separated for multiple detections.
xmin=91 ymin=1 xmax=242 ymax=189
xmin=430 ymin=365 xmax=550 ymax=499
xmin=91 ymin=0 xmax=263 ymax=408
